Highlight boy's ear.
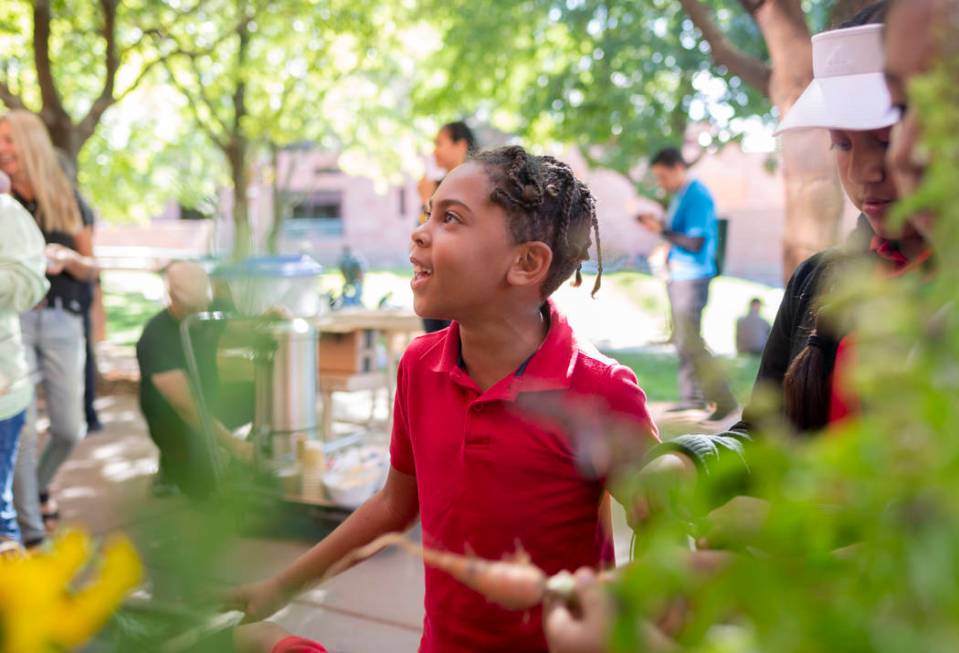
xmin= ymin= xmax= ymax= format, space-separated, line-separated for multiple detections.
xmin=507 ymin=241 xmax=552 ymax=290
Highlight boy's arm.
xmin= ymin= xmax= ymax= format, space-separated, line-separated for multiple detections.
xmin=231 ymin=466 xmax=419 ymax=621
xmin=662 ymin=186 xmax=710 ymax=254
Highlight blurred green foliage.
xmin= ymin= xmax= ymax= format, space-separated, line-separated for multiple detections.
xmin=608 ymin=53 xmax=959 ymax=652
xmin=1 ymin=1 xmax=852 ymax=221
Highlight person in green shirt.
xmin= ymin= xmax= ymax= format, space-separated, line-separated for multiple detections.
xmin=0 ymin=180 xmax=49 ymax=544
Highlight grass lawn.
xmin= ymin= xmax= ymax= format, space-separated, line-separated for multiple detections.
xmin=604 ymin=349 xmax=761 ymax=404
xmin=103 ymin=288 xmax=163 ymax=347
xmin=102 ymin=269 xmax=770 ymax=403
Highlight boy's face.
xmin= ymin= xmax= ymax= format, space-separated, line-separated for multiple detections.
xmin=410 ymin=162 xmax=521 ymax=321
xmin=650 ymin=163 xmax=686 ymax=194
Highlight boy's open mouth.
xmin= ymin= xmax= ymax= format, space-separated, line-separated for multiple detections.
xmin=410 ymin=257 xmax=433 ymax=290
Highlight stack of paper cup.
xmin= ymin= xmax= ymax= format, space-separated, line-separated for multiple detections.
xmin=300 ymin=440 xmax=326 ymax=500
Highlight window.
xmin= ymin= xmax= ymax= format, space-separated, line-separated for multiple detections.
xmin=178 ymin=204 xmax=210 ymax=221
xmin=287 ymin=190 xmax=344 ymax=236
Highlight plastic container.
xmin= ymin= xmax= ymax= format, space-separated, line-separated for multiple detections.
xmin=322 ymin=446 xmax=389 ymax=509
xmin=300 ymin=440 xmax=327 ymax=500
xmin=215 ymin=255 xmax=325 ymax=317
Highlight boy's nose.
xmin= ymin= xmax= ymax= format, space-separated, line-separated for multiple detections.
xmin=411 ymin=222 xmax=430 ymax=248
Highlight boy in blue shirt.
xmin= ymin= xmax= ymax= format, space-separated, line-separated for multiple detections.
xmin=637 ymin=147 xmax=737 ymax=421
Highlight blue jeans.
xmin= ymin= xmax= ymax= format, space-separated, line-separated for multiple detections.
xmin=0 ymin=410 xmax=26 ymax=541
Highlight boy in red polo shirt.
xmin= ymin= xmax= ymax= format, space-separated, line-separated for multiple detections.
xmin=230 ymin=146 xmax=666 ymax=653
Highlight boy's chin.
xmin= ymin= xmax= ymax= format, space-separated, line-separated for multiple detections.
xmin=413 ymin=299 xmax=450 ymax=321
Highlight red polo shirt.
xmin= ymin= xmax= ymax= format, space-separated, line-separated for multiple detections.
xmin=390 ymin=300 xmax=658 ymax=653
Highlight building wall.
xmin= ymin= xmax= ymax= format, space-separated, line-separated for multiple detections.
xmin=98 ymin=143 xmax=859 ymax=286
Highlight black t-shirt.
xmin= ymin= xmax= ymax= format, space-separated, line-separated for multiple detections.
xmin=136 ymin=309 xmax=221 ymax=449
xmin=13 ymin=190 xmax=95 ymax=314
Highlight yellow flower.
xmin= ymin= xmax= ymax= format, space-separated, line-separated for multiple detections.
xmin=0 ymin=530 xmax=143 ymax=653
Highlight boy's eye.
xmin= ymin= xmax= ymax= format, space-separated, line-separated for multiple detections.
xmin=442 ymin=211 xmax=462 ymax=224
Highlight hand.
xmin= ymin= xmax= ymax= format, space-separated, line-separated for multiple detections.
xmin=544 ymin=568 xmax=610 ymax=653
xmin=545 ymin=569 xmax=677 ymax=653
xmin=626 ymin=453 xmax=696 ymax=529
xmin=636 ymin=213 xmax=665 ymax=235
xmin=45 ymin=243 xmax=72 ymax=275
xmin=223 ymin=577 xmax=290 ymax=623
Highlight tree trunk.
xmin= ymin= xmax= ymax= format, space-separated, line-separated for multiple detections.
xmin=267 ymin=142 xmax=283 ymax=255
xmin=229 ymin=3 xmax=252 ymax=259
xmin=226 ymin=139 xmax=251 ymax=260
xmin=43 ymin=112 xmax=82 ymax=178
xmin=749 ymin=0 xmax=846 ymax=280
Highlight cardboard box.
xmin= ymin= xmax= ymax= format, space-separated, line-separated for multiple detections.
xmin=318 ymin=329 xmax=380 ymax=374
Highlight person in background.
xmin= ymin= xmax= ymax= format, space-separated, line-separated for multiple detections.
xmin=136 ymin=261 xmax=249 ymax=498
xmin=735 ymin=298 xmax=771 ymax=356
xmin=637 ymin=147 xmax=738 ymax=422
xmin=0 ymin=110 xmax=99 ymax=547
xmin=79 ymin=200 xmax=102 ymax=433
xmin=417 ymin=120 xmax=477 ymax=333
xmin=56 ymin=150 xmax=102 ymax=434
xmin=0 ymin=174 xmax=49 ymax=547
xmin=337 ymin=245 xmax=365 ymax=307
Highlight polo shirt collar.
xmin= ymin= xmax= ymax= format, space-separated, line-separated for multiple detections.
xmin=430 ymin=299 xmax=577 ymax=399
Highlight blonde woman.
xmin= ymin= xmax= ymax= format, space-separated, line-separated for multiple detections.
xmin=0 ymin=110 xmax=98 ymax=546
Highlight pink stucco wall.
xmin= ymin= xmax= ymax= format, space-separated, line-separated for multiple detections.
xmin=96 ymin=143 xmax=859 ymax=286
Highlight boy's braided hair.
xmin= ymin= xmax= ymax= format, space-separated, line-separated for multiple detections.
xmin=473 ymin=145 xmax=603 ymax=298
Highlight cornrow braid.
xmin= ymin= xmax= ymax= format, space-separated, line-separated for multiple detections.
xmin=473 ymin=146 xmax=603 ymax=298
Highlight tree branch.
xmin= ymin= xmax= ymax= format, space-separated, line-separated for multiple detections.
xmin=162 ymin=60 xmax=227 ymax=150
xmin=187 ymin=56 xmax=232 ymax=138
xmin=113 ymin=9 xmax=253 ymax=110
xmin=77 ymin=0 xmax=120 ymax=144
xmin=678 ymin=0 xmax=772 ymax=95
xmin=120 ymin=0 xmax=206 ymax=54
xmin=231 ymin=19 xmax=251 ymax=134
xmin=32 ymin=0 xmax=65 ymax=118
xmin=0 ymin=80 xmax=26 ymax=111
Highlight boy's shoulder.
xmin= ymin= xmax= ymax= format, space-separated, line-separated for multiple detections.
xmin=566 ymin=333 xmax=655 ymax=431
xmin=684 ymin=179 xmax=714 ymax=205
xmin=568 ymin=334 xmax=624 ymax=382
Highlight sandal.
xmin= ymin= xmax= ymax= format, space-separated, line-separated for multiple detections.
xmin=0 ymin=537 xmax=25 ymax=559
xmin=40 ymin=496 xmax=60 ymax=533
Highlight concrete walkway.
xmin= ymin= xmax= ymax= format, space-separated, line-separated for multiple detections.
xmin=57 ymin=392 xmax=423 ymax=652
xmin=61 ymin=340 xmax=737 ymax=653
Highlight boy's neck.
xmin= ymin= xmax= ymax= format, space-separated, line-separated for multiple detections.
xmin=457 ymin=301 xmax=549 ymax=392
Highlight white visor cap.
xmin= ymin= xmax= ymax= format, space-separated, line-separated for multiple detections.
xmin=775 ymin=24 xmax=899 ymax=135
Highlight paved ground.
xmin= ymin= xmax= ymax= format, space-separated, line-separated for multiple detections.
xmin=57 ymin=383 xmax=737 ymax=652
xmin=60 ymin=392 xmax=424 ymax=652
